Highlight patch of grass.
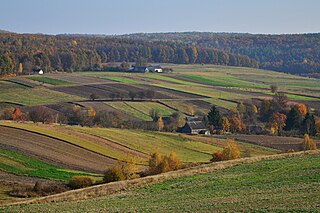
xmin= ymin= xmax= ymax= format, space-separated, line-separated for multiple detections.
xmin=4 ymin=154 xmax=320 ymax=212
xmin=0 ymin=149 xmax=99 ymax=181
xmin=28 ymin=76 xmax=72 ymax=86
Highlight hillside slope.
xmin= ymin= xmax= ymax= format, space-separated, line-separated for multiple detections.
xmin=3 ymin=150 xmax=319 ymax=212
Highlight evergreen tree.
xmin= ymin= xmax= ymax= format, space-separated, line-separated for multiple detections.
xmin=285 ymin=107 xmax=301 ymax=131
xmin=301 ymin=113 xmax=317 ymax=136
xmin=207 ymin=105 xmax=221 ymax=129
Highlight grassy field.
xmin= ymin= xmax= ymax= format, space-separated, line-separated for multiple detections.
xmin=0 ymin=87 xmax=83 ymax=106
xmin=3 ymin=153 xmax=320 ymax=212
xmin=70 ymin=126 xmax=220 ymax=162
xmin=0 ymin=149 xmax=99 ymax=181
xmin=28 ymin=76 xmax=72 ymax=86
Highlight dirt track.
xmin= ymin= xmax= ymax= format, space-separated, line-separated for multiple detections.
xmin=0 ymin=126 xmax=116 ymax=173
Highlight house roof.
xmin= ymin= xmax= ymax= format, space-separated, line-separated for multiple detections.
xmin=186 ymin=121 xmax=206 ymax=130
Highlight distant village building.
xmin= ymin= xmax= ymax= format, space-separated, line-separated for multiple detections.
xmin=131 ymin=66 xmax=150 ymax=73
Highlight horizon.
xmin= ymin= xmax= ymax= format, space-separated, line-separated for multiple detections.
xmin=1 ymin=0 xmax=319 ymax=35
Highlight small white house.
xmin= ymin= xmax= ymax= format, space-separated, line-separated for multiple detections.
xmin=38 ymin=70 xmax=44 ymax=75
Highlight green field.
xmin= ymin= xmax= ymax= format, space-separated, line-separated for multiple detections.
xmin=28 ymin=76 xmax=72 ymax=86
xmin=0 ymin=87 xmax=83 ymax=106
xmin=0 ymin=149 xmax=98 ymax=181
xmin=4 ymin=153 xmax=320 ymax=212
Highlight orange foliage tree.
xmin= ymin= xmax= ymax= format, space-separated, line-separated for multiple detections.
xmin=11 ymin=108 xmax=24 ymax=121
xmin=295 ymin=103 xmax=307 ymax=117
xmin=221 ymin=116 xmax=230 ymax=132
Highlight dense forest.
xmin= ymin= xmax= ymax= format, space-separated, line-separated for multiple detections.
xmin=0 ymin=33 xmax=259 ymax=75
xmin=118 ymin=32 xmax=320 ymax=74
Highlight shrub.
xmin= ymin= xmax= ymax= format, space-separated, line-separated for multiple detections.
xmin=222 ymin=139 xmax=241 ymax=160
xmin=9 ymin=182 xmax=67 ymax=197
xmin=210 ymin=152 xmax=224 ymax=162
xmin=104 ymin=158 xmax=139 ymax=183
xmin=104 ymin=165 xmax=126 ymax=183
xmin=68 ymin=176 xmax=93 ymax=189
xmin=148 ymin=152 xmax=181 ymax=175
xmin=301 ymin=134 xmax=317 ymax=150
xmin=210 ymin=139 xmax=241 ymax=162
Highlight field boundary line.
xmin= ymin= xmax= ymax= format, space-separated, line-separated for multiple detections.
xmin=0 ymin=124 xmax=123 ymax=162
xmin=6 ymin=150 xmax=319 ymax=206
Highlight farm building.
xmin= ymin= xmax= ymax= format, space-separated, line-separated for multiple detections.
xmin=180 ymin=121 xmax=208 ymax=135
xmin=32 ymin=69 xmax=44 ymax=75
xmin=148 ymin=65 xmax=163 ymax=73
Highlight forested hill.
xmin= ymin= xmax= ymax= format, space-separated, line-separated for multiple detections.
xmin=118 ymin=32 xmax=320 ymax=75
xmin=0 ymin=33 xmax=259 ymax=75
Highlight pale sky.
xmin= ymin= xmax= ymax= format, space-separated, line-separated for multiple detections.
xmin=0 ymin=0 xmax=319 ymax=35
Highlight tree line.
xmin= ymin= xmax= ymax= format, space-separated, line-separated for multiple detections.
xmin=0 ymin=33 xmax=259 ymax=75
xmin=119 ymin=32 xmax=320 ymax=75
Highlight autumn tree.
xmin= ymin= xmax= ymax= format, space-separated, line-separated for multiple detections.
xmin=295 ymin=103 xmax=307 ymax=117
xmin=221 ymin=117 xmax=230 ymax=133
xmin=103 ymin=157 xmax=139 ymax=183
xmin=156 ymin=116 xmax=164 ymax=131
xmin=148 ymin=152 xmax=181 ymax=175
xmin=259 ymin=99 xmax=272 ymax=122
xmin=236 ymin=102 xmax=246 ymax=116
xmin=271 ymin=92 xmax=289 ymax=112
xmin=301 ymin=134 xmax=317 ymax=150
xmin=11 ymin=108 xmax=24 ymax=121
xmin=18 ymin=63 xmax=23 ymax=75
xmin=29 ymin=106 xmax=54 ymax=124
xmin=211 ymin=139 xmax=241 ymax=162
xmin=269 ymin=112 xmax=287 ymax=135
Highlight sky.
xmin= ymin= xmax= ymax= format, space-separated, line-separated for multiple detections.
xmin=0 ymin=0 xmax=319 ymax=35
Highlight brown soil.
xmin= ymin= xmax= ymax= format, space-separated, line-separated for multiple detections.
xmin=212 ymin=134 xmax=320 ymax=151
xmin=0 ymin=126 xmax=116 ymax=173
